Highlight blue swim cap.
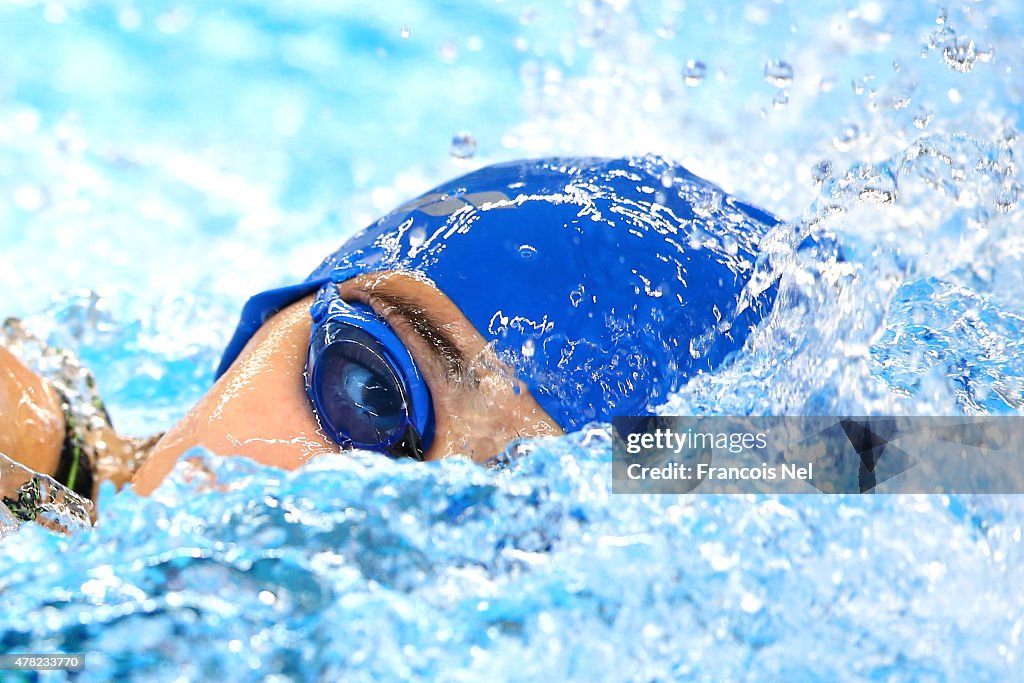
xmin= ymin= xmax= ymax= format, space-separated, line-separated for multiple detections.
xmin=218 ymin=155 xmax=779 ymax=432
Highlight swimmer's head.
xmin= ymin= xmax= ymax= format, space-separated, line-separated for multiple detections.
xmin=216 ymin=155 xmax=779 ymax=456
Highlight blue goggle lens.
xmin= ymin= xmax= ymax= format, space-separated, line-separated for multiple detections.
xmin=314 ymin=338 xmax=408 ymax=446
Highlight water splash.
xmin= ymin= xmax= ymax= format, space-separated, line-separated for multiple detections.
xmin=1 ymin=0 xmax=1023 ymax=680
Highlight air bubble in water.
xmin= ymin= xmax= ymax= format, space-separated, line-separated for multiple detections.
xmin=660 ymin=169 xmax=675 ymax=188
xmin=976 ymin=45 xmax=995 ymax=63
xmin=772 ymin=91 xmax=789 ymax=110
xmin=892 ymin=92 xmax=911 ymax=109
xmin=943 ymin=39 xmax=977 ymax=73
xmin=400 ymin=25 xmax=411 ymax=39
xmin=683 ymin=60 xmax=707 ymax=87
xmin=450 ymin=131 xmax=477 ymax=159
xmin=521 ymin=338 xmax=536 ymax=358
xmin=763 ymin=59 xmax=793 ymax=87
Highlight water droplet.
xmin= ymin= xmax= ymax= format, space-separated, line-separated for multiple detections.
xmin=14 ymin=108 xmax=40 ymax=133
xmin=693 ymin=192 xmax=722 ymax=218
xmin=408 ymin=226 xmax=426 ymax=247
xmin=995 ymin=184 xmax=1018 ymax=213
xmin=683 ymin=60 xmax=706 ymax=87
xmin=449 ymin=131 xmax=477 ymax=159
xmin=976 ymin=45 xmax=995 ymax=63
xmin=833 ymin=123 xmax=860 ymax=151
xmin=118 ymin=6 xmax=142 ymax=31
xmin=857 ymin=166 xmax=898 ymax=205
xmin=936 ymin=7 xmax=947 ymax=25
xmin=688 ymin=229 xmax=705 ymax=250
xmin=439 ymin=42 xmax=458 ymax=62
xmin=772 ymin=91 xmax=789 ymax=110
xmin=913 ymin=108 xmax=933 ymax=129
xmin=763 ymin=59 xmax=793 ymax=87
xmin=518 ymin=244 xmax=538 ymax=260
xmin=859 ymin=187 xmax=896 ymax=204
xmin=740 ymin=592 xmax=763 ymax=613
xmin=569 ymin=286 xmax=585 ymax=307
xmin=928 ymin=25 xmax=955 ymax=50
xmin=13 ymin=185 xmax=47 ymax=212
xmin=660 ymin=169 xmax=675 ymax=188
xmin=642 ymin=89 xmax=662 ymax=112
xmin=156 ymin=8 xmax=190 ymax=34
xmin=892 ymin=92 xmax=911 ymax=109
xmin=521 ymin=339 xmax=536 ymax=358
xmin=943 ymin=39 xmax=976 ymax=73
xmin=399 ymin=25 xmax=411 ymax=39
xmin=812 ymin=160 xmax=833 ymax=185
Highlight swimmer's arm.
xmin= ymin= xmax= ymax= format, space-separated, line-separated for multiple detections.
xmin=0 ymin=346 xmax=144 ymax=492
xmin=0 ymin=346 xmax=64 ymax=476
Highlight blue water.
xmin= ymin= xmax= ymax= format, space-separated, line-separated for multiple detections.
xmin=1 ymin=0 xmax=1023 ymax=680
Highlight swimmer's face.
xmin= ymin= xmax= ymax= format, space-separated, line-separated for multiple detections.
xmin=131 ymin=271 xmax=563 ymax=495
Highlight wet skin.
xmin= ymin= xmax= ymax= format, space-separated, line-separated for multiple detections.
xmin=0 ymin=346 xmax=65 ymax=476
xmin=131 ymin=271 xmax=563 ymax=495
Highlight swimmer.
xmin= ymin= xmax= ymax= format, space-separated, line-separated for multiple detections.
xmin=1 ymin=156 xmax=778 ymax=518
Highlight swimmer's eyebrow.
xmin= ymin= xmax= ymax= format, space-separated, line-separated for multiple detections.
xmin=363 ymin=288 xmax=469 ymax=384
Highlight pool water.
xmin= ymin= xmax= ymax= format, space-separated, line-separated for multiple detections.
xmin=1 ymin=0 xmax=1022 ymax=680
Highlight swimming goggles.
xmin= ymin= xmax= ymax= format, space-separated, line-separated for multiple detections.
xmin=305 ymin=281 xmax=435 ymax=460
